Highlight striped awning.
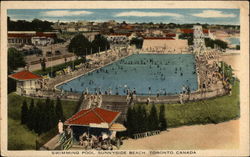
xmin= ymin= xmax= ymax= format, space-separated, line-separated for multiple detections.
xmin=110 ymin=123 xmax=126 ymax=132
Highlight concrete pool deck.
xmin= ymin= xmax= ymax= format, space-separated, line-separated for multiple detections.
xmin=36 ymin=50 xmax=227 ymax=102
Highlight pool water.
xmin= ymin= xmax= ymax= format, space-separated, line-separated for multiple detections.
xmin=57 ymin=54 xmax=198 ymax=95
xmin=227 ymin=37 xmax=240 ymax=45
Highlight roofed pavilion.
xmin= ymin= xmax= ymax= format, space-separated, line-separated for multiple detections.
xmin=64 ymin=107 xmax=121 ymax=139
xmin=8 ymin=70 xmax=43 ymax=95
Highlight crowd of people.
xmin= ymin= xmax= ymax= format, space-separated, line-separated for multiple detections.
xmin=78 ymin=131 xmax=120 ymax=150
xmin=84 ymin=93 xmax=103 ymax=108
xmin=141 ymin=47 xmax=189 ymax=54
xmin=58 ymin=124 xmax=121 ymax=150
xmin=39 ymin=44 xmax=232 ymax=106
xmin=59 ymin=54 xmax=198 ymax=96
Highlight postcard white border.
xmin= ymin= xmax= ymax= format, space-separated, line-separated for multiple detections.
xmin=1 ymin=1 xmax=249 ymax=156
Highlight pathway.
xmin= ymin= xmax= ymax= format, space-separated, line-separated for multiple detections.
xmin=40 ymin=134 xmax=60 ymax=150
xmin=120 ymin=120 xmax=239 ymax=150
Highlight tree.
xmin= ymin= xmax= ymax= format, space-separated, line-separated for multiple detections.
xmin=179 ymin=33 xmax=193 ymax=45
xmin=148 ymin=104 xmax=159 ymax=131
xmin=27 ymin=99 xmax=35 ymax=130
xmin=8 ymin=48 xmax=26 ymax=93
xmin=47 ymin=99 xmax=57 ymax=130
xmin=214 ymin=39 xmax=228 ymax=49
xmin=130 ymin=37 xmax=144 ymax=49
xmin=205 ymin=38 xmax=215 ymax=48
xmin=159 ymin=104 xmax=167 ymax=131
xmin=35 ymin=101 xmax=44 ymax=134
xmin=141 ymin=106 xmax=148 ymax=132
xmin=91 ymin=34 xmax=110 ymax=53
xmin=32 ymin=104 xmax=40 ymax=133
xmin=68 ymin=34 xmax=91 ymax=58
xmin=8 ymin=48 xmax=26 ymax=73
xmin=126 ymin=107 xmax=134 ymax=136
xmin=219 ymin=61 xmax=234 ymax=84
xmin=205 ymin=38 xmax=228 ymax=50
xmin=40 ymin=58 xmax=46 ymax=72
xmin=21 ymin=99 xmax=29 ymax=124
xmin=23 ymin=98 xmax=62 ymax=134
xmin=168 ymin=23 xmax=177 ymax=29
xmin=8 ymin=17 xmax=54 ymax=32
xmin=132 ymin=107 xmax=140 ymax=133
xmin=149 ymin=22 xmax=154 ymax=25
xmin=55 ymin=97 xmax=64 ymax=121
xmin=8 ymin=78 xmax=16 ymax=94
xmin=137 ymin=105 xmax=148 ymax=132
xmin=236 ymin=45 xmax=240 ymax=50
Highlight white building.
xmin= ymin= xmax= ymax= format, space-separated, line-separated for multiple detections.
xmin=9 ymin=70 xmax=43 ymax=95
xmin=31 ymin=36 xmax=54 ymax=46
xmin=106 ymin=34 xmax=129 ymax=45
xmin=67 ymin=27 xmax=77 ymax=32
xmin=8 ymin=31 xmax=57 ymax=46
xmin=193 ymin=25 xmax=206 ymax=55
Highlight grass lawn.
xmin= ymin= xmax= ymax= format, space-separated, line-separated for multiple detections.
xmin=8 ymin=81 xmax=240 ymax=150
xmin=135 ymin=80 xmax=240 ymax=128
xmin=8 ymin=93 xmax=77 ymax=150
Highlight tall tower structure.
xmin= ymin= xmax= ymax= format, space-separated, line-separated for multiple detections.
xmin=193 ymin=25 xmax=206 ymax=55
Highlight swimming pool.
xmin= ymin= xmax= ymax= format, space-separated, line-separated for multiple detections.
xmin=57 ymin=54 xmax=198 ymax=95
xmin=226 ymin=37 xmax=240 ymax=45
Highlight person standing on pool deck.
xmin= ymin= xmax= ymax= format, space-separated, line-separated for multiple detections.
xmin=147 ymin=97 xmax=151 ymax=105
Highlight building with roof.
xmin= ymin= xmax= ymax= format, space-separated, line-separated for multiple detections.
xmin=8 ymin=70 xmax=43 ymax=95
xmin=142 ymin=38 xmax=188 ymax=51
xmin=8 ymin=31 xmax=57 ymax=46
xmin=64 ymin=107 xmax=121 ymax=139
xmin=179 ymin=28 xmax=214 ymax=39
xmin=106 ymin=33 xmax=130 ymax=46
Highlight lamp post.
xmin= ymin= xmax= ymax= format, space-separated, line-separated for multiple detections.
xmin=50 ymin=44 xmax=53 ymax=77
xmin=222 ymin=61 xmax=224 ymax=81
xmin=85 ymin=48 xmax=87 ymax=59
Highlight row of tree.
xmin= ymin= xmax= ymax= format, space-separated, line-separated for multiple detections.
xmin=205 ymin=38 xmax=228 ymax=50
xmin=21 ymin=97 xmax=64 ymax=134
xmin=178 ymin=33 xmax=229 ymax=50
xmin=8 ymin=48 xmax=27 ymax=93
xmin=178 ymin=33 xmax=194 ymax=45
xmin=219 ymin=61 xmax=234 ymax=84
xmin=8 ymin=17 xmax=54 ymax=32
xmin=68 ymin=34 xmax=110 ymax=58
xmin=130 ymin=37 xmax=144 ymax=49
xmin=125 ymin=104 xmax=167 ymax=137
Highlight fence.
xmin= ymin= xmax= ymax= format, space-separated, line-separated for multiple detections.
xmin=61 ymin=137 xmax=73 ymax=150
xmin=133 ymin=130 xmax=160 ymax=139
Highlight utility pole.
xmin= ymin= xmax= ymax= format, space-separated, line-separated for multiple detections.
xmin=85 ymin=48 xmax=87 ymax=61
xmin=51 ymin=44 xmax=53 ymax=77
xmin=72 ymin=49 xmax=75 ymax=70
xmin=222 ymin=62 xmax=224 ymax=81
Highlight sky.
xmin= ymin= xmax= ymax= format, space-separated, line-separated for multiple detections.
xmin=8 ymin=9 xmax=240 ymax=25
